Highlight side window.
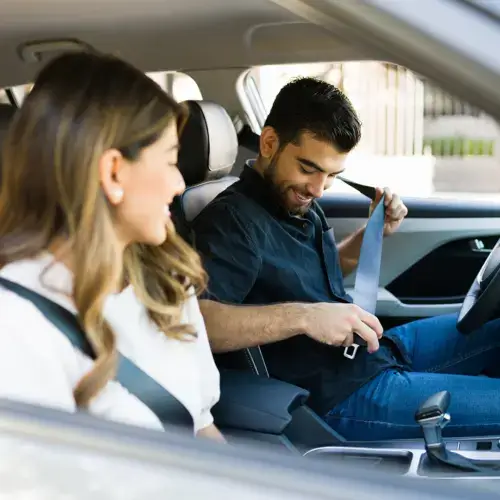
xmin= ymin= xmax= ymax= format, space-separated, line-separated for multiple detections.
xmin=147 ymin=72 xmax=202 ymax=102
xmin=244 ymin=62 xmax=500 ymax=201
xmin=0 ymin=89 xmax=10 ymax=104
xmin=4 ymin=84 xmax=33 ymax=105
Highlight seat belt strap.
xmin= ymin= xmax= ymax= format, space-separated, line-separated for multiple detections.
xmin=0 ymin=277 xmax=194 ymax=429
xmin=336 ymin=176 xmax=386 ymax=360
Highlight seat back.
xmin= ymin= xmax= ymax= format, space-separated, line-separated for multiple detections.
xmin=176 ymin=100 xmax=269 ymax=377
xmin=183 ymin=177 xmax=238 ymax=223
xmin=177 ymin=100 xmax=239 ymax=223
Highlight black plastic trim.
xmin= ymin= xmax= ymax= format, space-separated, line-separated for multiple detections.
xmin=386 ymin=236 xmax=498 ymax=303
xmin=399 ymin=296 xmax=466 ymax=305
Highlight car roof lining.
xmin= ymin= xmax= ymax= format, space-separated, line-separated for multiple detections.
xmin=0 ymin=0 xmax=381 ymax=88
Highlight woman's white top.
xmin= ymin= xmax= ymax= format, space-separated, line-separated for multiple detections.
xmin=0 ymin=253 xmax=220 ymax=434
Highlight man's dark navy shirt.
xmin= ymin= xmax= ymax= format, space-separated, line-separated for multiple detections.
xmin=192 ymin=163 xmax=410 ymax=415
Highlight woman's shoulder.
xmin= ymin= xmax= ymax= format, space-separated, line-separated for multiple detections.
xmin=0 ymin=285 xmax=49 ymax=329
xmin=0 ymin=286 xmax=78 ymax=356
xmin=0 ymin=286 xmax=88 ymax=394
xmin=0 ymin=256 xmax=74 ymax=340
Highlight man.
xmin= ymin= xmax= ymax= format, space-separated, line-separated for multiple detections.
xmin=193 ymin=77 xmax=500 ymax=441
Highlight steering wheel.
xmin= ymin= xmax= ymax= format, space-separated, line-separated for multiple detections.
xmin=457 ymin=236 xmax=500 ymax=334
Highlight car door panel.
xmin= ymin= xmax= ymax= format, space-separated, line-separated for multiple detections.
xmin=385 ymin=235 xmax=499 ymax=304
xmin=318 ymin=193 xmax=500 ymax=320
xmin=347 ymin=287 xmax=463 ymax=317
xmin=320 ymin=194 xmax=500 ymax=219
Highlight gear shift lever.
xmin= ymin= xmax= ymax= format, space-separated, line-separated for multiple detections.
xmin=415 ymin=391 xmax=451 ymax=450
xmin=415 ymin=391 xmax=497 ymax=474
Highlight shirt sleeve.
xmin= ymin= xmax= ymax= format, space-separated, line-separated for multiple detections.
xmin=183 ymin=290 xmax=221 ymax=433
xmin=193 ymin=203 xmax=262 ymax=304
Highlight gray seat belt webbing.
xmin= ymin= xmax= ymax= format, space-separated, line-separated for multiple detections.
xmin=336 ymin=176 xmax=386 ymax=360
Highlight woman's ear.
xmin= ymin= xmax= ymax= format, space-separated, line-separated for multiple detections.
xmin=98 ymin=148 xmax=127 ymax=205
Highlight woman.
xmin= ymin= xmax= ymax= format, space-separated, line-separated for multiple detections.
xmin=0 ymin=51 xmax=224 ymax=441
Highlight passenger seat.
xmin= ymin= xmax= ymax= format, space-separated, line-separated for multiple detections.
xmin=175 ymin=100 xmax=269 ymax=377
xmin=176 ymin=100 xmax=239 ymax=223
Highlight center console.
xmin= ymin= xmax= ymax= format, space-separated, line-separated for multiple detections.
xmin=304 ymin=391 xmax=500 ymax=479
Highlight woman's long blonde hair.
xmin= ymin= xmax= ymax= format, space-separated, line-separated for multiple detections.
xmin=0 ymin=51 xmax=206 ymax=408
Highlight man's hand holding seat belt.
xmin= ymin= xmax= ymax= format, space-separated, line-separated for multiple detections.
xmin=339 ymin=177 xmax=386 ymax=359
xmin=308 ymin=177 xmax=408 ymax=359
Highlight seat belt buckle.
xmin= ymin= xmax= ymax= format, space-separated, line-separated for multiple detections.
xmin=343 ymin=343 xmax=359 ymax=360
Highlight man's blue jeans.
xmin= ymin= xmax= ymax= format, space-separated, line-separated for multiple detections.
xmin=325 ymin=313 xmax=500 ymax=441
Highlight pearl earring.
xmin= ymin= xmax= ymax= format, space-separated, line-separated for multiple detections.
xmin=114 ymin=188 xmax=124 ymax=203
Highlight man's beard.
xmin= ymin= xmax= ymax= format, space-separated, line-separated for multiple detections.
xmin=262 ymin=158 xmax=312 ymax=216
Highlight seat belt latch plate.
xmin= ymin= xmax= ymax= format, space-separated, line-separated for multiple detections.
xmin=343 ymin=343 xmax=359 ymax=360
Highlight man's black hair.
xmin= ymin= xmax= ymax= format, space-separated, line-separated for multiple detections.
xmin=264 ymin=77 xmax=361 ymax=153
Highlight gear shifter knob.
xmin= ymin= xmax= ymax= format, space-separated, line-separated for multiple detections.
xmin=415 ymin=391 xmax=451 ymax=422
xmin=415 ymin=391 xmax=451 ymax=449
xmin=415 ymin=391 xmax=489 ymax=473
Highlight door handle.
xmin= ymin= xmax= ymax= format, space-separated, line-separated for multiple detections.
xmin=469 ymin=238 xmax=492 ymax=254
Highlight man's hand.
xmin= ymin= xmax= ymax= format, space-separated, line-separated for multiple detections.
xmin=303 ymin=302 xmax=383 ymax=353
xmin=370 ymin=187 xmax=408 ymax=236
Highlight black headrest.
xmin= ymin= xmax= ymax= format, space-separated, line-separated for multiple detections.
xmin=178 ymin=100 xmax=238 ymax=187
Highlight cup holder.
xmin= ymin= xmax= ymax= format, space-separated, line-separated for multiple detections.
xmin=304 ymin=447 xmax=413 ymax=475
